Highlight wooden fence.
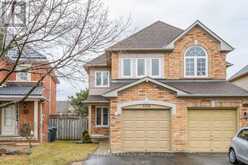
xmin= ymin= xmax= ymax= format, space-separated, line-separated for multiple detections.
xmin=49 ymin=114 xmax=88 ymax=140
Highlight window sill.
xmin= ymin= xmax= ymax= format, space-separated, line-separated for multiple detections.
xmin=95 ymin=125 xmax=109 ymax=128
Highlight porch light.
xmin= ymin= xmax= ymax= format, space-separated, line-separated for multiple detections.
xmin=243 ymin=112 xmax=248 ymax=120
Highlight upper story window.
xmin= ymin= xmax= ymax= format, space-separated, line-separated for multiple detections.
xmin=95 ymin=71 xmax=109 ymax=87
xmin=184 ymin=46 xmax=208 ymax=77
xmin=121 ymin=59 xmax=132 ymax=77
xmin=16 ymin=65 xmax=31 ymax=81
xmin=121 ymin=58 xmax=162 ymax=78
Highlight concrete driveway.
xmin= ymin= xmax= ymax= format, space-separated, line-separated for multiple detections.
xmin=83 ymin=153 xmax=236 ymax=165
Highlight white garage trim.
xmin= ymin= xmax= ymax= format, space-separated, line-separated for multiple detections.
xmin=116 ymin=99 xmax=176 ymax=115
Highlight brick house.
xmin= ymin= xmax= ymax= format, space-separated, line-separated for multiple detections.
xmin=83 ymin=20 xmax=248 ymax=153
xmin=0 ymin=47 xmax=58 ymax=144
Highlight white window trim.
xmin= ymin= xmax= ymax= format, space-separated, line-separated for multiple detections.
xmin=95 ymin=71 xmax=109 ymax=88
xmin=136 ymin=58 xmax=146 ymax=78
xmin=184 ymin=46 xmax=208 ymax=78
xmin=16 ymin=64 xmax=31 ymax=82
xmin=121 ymin=58 xmax=133 ymax=78
xmin=150 ymin=58 xmax=162 ymax=78
xmin=95 ymin=106 xmax=109 ymax=128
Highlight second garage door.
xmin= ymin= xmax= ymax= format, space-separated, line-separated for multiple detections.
xmin=188 ymin=109 xmax=237 ymax=152
xmin=122 ymin=109 xmax=170 ymax=152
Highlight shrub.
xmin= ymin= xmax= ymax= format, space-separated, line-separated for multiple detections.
xmin=82 ymin=130 xmax=92 ymax=143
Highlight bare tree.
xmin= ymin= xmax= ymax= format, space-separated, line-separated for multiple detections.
xmin=0 ymin=0 xmax=129 ymax=107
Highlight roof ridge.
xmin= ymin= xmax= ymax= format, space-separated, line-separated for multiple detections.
xmin=108 ymin=20 xmax=183 ymax=50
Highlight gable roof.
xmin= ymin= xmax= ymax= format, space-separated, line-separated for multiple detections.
xmin=103 ymin=77 xmax=187 ymax=97
xmin=84 ymin=53 xmax=107 ymax=67
xmin=165 ymin=20 xmax=234 ymax=51
xmin=229 ymin=65 xmax=248 ymax=81
xmin=108 ymin=21 xmax=183 ymax=51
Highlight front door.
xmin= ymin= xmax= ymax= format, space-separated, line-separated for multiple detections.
xmin=1 ymin=105 xmax=16 ymax=136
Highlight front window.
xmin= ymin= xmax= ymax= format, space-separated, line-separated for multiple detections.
xmin=95 ymin=71 xmax=109 ymax=87
xmin=238 ymin=129 xmax=248 ymax=141
xmin=96 ymin=107 xmax=109 ymax=127
xmin=122 ymin=59 xmax=132 ymax=77
xmin=16 ymin=65 xmax=31 ymax=81
xmin=184 ymin=46 xmax=208 ymax=77
xmin=151 ymin=58 xmax=160 ymax=77
xmin=137 ymin=58 xmax=145 ymax=77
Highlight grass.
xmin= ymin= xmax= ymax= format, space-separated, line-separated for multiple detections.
xmin=0 ymin=141 xmax=97 ymax=165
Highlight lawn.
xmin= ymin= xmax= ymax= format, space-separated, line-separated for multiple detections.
xmin=0 ymin=141 xmax=97 ymax=165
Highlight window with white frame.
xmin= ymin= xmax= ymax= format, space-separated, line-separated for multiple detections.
xmin=122 ymin=59 xmax=132 ymax=77
xmin=151 ymin=58 xmax=160 ymax=77
xmin=137 ymin=58 xmax=145 ymax=77
xmin=96 ymin=107 xmax=109 ymax=127
xmin=95 ymin=71 xmax=109 ymax=87
xmin=121 ymin=58 xmax=162 ymax=78
xmin=16 ymin=65 xmax=31 ymax=81
xmin=184 ymin=46 xmax=208 ymax=77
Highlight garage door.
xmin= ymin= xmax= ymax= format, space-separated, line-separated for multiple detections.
xmin=121 ymin=109 xmax=170 ymax=152
xmin=188 ymin=109 xmax=237 ymax=152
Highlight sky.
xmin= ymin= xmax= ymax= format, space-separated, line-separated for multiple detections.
xmin=57 ymin=0 xmax=248 ymax=100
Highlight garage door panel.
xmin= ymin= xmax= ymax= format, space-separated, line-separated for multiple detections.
xmin=188 ymin=109 xmax=237 ymax=152
xmin=122 ymin=109 xmax=170 ymax=152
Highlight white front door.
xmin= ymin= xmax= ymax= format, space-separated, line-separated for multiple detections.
xmin=1 ymin=105 xmax=16 ymax=136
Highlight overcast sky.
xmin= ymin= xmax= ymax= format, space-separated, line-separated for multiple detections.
xmin=57 ymin=0 xmax=248 ymax=100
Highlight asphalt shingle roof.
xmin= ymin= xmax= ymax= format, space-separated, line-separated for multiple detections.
xmin=104 ymin=79 xmax=248 ymax=97
xmin=229 ymin=65 xmax=248 ymax=81
xmin=109 ymin=21 xmax=183 ymax=50
xmin=0 ymin=85 xmax=43 ymax=96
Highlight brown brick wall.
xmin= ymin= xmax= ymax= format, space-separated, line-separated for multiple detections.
xmin=109 ymin=82 xmax=248 ymax=152
xmin=110 ymin=26 xmax=227 ymax=80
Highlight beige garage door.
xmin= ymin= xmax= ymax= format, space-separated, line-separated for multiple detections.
xmin=188 ymin=109 xmax=237 ymax=152
xmin=122 ymin=109 xmax=170 ymax=152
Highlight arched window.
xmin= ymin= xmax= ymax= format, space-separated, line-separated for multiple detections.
xmin=184 ymin=46 xmax=208 ymax=77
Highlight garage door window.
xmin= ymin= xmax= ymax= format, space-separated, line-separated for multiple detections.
xmin=96 ymin=107 xmax=109 ymax=127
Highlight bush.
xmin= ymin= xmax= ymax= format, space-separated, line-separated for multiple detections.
xmin=82 ymin=130 xmax=92 ymax=143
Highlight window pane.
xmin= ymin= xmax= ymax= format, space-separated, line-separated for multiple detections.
xmin=102 ymin=72 xmax=109 ymax=86
xmin=186 ymin=58 xmax=194 ymax=76
xmin=96 ymin=72 xmax=102 ymax=86
xmin=197 ymin=58 xmax=206 ymax=76
xmin=137 ymin=59 xmax=145 ymax=76
xmin=186 ymin=47 xmax=206 ymax=57
xmin=19 ymin=72 xmax=28 ymax=80
xmin=96 ymin=108 xmax=102 ymax=125
xmin=123 ymin=59 xmax=131 ymax=76
xmin=102 ymin=108 xmax=109 ymax=126
xmin=151 ymin=59 xmax=159 ymax=76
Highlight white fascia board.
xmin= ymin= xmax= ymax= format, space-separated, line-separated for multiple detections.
xmin=103 ymin=77 xmax=187 ymax=97
xmin=165 ymin=20 xmax=234 ymax=52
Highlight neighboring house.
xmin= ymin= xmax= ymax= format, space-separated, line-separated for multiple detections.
xmin=83 ymin=20 xmax=248 ymax=153
xmin=0 ymin=47 xmax=58 ymax=144
xmin=57 ymin=101 xmax=75 ymax=113
xmin=229 ymin=65 xmax=248 ymax=91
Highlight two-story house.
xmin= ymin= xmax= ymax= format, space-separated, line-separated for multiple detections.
xmin=84 ymin=20 xmax=248 ymax=153
xmin=0 ymin=47 xmax=58 ymax=144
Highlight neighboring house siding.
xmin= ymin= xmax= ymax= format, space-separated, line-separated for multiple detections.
xmin=232 ymin=76 xmax=248 ymax=91
xmin=110 ymin=26 xmax=227 ymax=80
xmin=89 ymin=67 xmax=110 ymax=95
